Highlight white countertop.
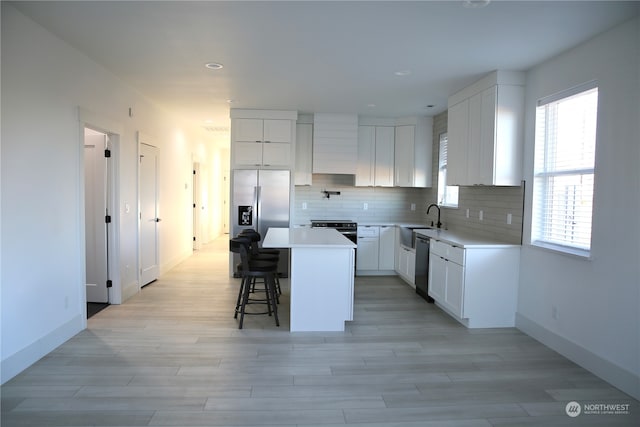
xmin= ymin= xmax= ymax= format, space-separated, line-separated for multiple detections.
xmin=414 ymin=228 xmax=519 ymax=248
xmin=263 ymin=227 xmax=357 ymax=249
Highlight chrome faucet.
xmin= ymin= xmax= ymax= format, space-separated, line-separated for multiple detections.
xmin=427 ymin=203 xmax=442 ymax=229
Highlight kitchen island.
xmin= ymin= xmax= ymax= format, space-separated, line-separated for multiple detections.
xmin=263 ymin=227 xmax=356 ymax=332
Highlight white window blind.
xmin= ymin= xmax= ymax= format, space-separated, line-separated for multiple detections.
xmin=532 ymin=83 xmax=598 ymax=255
xmin=437 ymin=133 xmax=459 ymax=207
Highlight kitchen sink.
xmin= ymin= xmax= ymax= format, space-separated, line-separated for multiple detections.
xmin=399 ymin=226 xmax=432 ymax=248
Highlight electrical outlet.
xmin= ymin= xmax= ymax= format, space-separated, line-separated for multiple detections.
xmin=466 ymin=208 xmax=470 ymax=218
xmin=507 ymin=213 xmax=512 ymax=225
xmin=363 ymin=203 xmax=368 ymax=210
xmin=411 ymin=203 xmax=416 ymax=211
xmin=552 ymin=306 xmax=559 ymax=320
xmin=479 ymin=210 xmax=484 ymax=221
xmin=302 ymin=202 xmax=308 ymax=210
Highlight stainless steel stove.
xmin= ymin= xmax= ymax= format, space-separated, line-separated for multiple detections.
xmin=310 ymin=220 xmax=357 ymax=244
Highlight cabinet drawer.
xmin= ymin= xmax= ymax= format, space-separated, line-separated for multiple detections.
xmin=357 ymin=226 xmax=379 ymax=238
xmin=430 ymin=240 xmax=464 ymax=265
xmin=430 ymin=240 xmax=448 ymax=258
xmin=448 ymin=245 xmax=465 ymax=266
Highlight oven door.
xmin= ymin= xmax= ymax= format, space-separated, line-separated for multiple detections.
xmin=339 ymin=230 xmax=357 ymax=244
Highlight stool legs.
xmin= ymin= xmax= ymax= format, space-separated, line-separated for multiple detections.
xmin=235 ymin=272 xmax=279 ymax=329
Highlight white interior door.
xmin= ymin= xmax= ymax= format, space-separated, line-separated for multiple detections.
xmin=84 ymin=129 xmax=110 ymax=303
xmin=140 ymin=141 xmax=160 ymax=286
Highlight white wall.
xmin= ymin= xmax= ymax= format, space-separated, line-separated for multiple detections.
xmin=0 ymin=4 xmax=227 ymax=383
xmin=518 ymin=17 xmax=640 ymax=399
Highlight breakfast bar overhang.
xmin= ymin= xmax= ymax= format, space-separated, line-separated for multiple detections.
xmin=262 ymin=227 xmax=356 ymax=332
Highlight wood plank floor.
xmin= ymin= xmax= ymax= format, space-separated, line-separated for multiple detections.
xmin=2 ymin=236 xmax=638 ymax=426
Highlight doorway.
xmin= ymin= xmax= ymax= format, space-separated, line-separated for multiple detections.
xmin=84 ymin=128 xmax=111 ymax=307
xmin=139 ymin=137 xmax=160 ymax=286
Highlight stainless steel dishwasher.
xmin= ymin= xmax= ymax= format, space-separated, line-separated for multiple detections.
xmin=414 ymin=234 xmax=434 ymax=303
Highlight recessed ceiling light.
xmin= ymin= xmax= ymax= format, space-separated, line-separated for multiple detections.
xmin=226 ymin=99 xmax=235 ymax=104
xmin=367 ymin=103 xmax=377 ymax=108
xmin=463 ymin=0 xmax=490 ymax=9
xmin=394 ymin=70 xmax=411 ymax=76
xmin=205 ymin=62 xmax=224 ymax=70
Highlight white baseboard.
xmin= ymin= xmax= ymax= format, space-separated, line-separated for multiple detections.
xmin=516 ymin=312 xmax=640 ymax=400
xmin=160 ymin=250 xmax=193 ymax=276
xmin=1 ymin=315 xmax=84 ymax=385
xmin=121 ymin=280 xmax=139 ymax=302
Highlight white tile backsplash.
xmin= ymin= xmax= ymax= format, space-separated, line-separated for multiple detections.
xmin=294 ymin=174 xmax=428 ymax=224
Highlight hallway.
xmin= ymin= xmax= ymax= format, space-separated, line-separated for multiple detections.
xmin=1 ymin=236 xmax=638 ymax=426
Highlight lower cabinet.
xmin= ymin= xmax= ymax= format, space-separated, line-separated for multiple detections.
xmin=397 ymin=245 xmax=416 ymax=284
xmin=428 ymin=239 xmax=519 ymax=328
xmin=357 ymin=225 xmax=397 ymax=275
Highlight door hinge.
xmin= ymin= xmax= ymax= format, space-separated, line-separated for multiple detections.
xmin=106 ymin=280 xmax=113 ymax=288
xmin=105 ymin=215 xmax=112 ymax=223
xmin=193 ymin=170 xmax=196 ymax=175
xmin=193 ymin=203 xmax=196 ymax=208
xmin=193 ymin=236 xmax=196 ymax=242
xmin=104 ymin=149 xmax=111 ymax=158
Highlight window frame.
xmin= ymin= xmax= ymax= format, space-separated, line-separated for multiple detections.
xmin=531 ymin=81 xmax=598 ymax=258
xmin=437 ymin=132 xmax=459 ymax=208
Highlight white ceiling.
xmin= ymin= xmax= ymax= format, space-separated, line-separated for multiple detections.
xmin=11 ymin=1 xmax=639 ymax=133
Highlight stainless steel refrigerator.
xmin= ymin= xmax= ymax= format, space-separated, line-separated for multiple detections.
xmin=231 ymin=169 xmax=290 ymax=276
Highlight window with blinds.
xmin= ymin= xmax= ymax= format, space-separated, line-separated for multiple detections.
xmin=437 ymin=133 xmax=459 ymax=207
xmin=532 ymin=83 xmax=598 ymax=256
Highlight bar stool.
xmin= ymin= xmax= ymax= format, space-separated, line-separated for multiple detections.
xmin=238 ymin=229 xmax=282 ymax=296
xmin=229 ymin=237 xmax=279 ymax=329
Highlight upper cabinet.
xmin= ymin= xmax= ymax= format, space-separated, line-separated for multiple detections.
xmin=394 ymin=116 xmax=433 ymax=188
xmin=295 ymin=120 xmax=313 ymax=186
xmin=312 ymin=113 xmax=359 ymax=174
xmin=447 ymin=71 xmax=525 ymax=186
xmin=356 ymin=125 xmax=394 ymax=187
xmin=231 ymin=109 xmax=297 ymax=169
xmin=356 ymin=116 xmax=433 ymax=188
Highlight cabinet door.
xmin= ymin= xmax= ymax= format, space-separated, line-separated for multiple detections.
xmin=374 ymin=126 xmax=395 ymax=187
xmin=406 ymin=249 xmax=416 ymax=283
xmin=445 ymin=261 xmax=464 ymax=318
xmin=235 ymin=119 xmax=264 ymax=142
xmin=357 ymin=237 xmax=379 ymax=270
xmin=394 ymin=125 xmax=415 ymax=187
xmin=467 ymin=92 xmax=483 ymax=185
xmin=378 ymin=226 xmax=395 ymax=270
xmin=447 ymin=100 xmax=469 ymax=185
xmin=479 ymin=86 xmax=498 ymax=185
xmin=263 ymin=119 xmax=292 ymax=143
xmin=428 ymin=254 xmax=446 ymax=302
xmin=356 ymin=126 xmax=375 ymax=186
xmin=262 ymin=142 xmax=291 ymax=167
xmin=234 ymin=142 xmax=263 ymax=167
xmin=295 ymin=123 xmax=313 ymax=185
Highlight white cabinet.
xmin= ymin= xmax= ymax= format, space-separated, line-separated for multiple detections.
xmin=231 ymin=111 xmax=297 ymax=169
xmin=394 ymin=116 xmax=433 ymax=188
xmin=356 ymin=126 xmax=394 ymax=187
xmin=295 ymin=122 xmax=313 ymax=185
xmin=447 ymin=71 xmax=524 ymax=186
xmin=313 ymin=113 xmax=358 ymax=174
xmin=397 ymin=245 xmax=416 ymax=284
xmin=357 ymin=225 xmax=396 ymax=274
xmin=356 ymin=226 xmax=379 ymax=271
xmin=378 ymin=226 xmax=396 ymax=270
xmin=428 ymin=239 xmax=520 ymax=328
xmin=428 ymin=240 xmax=465 ymax=318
